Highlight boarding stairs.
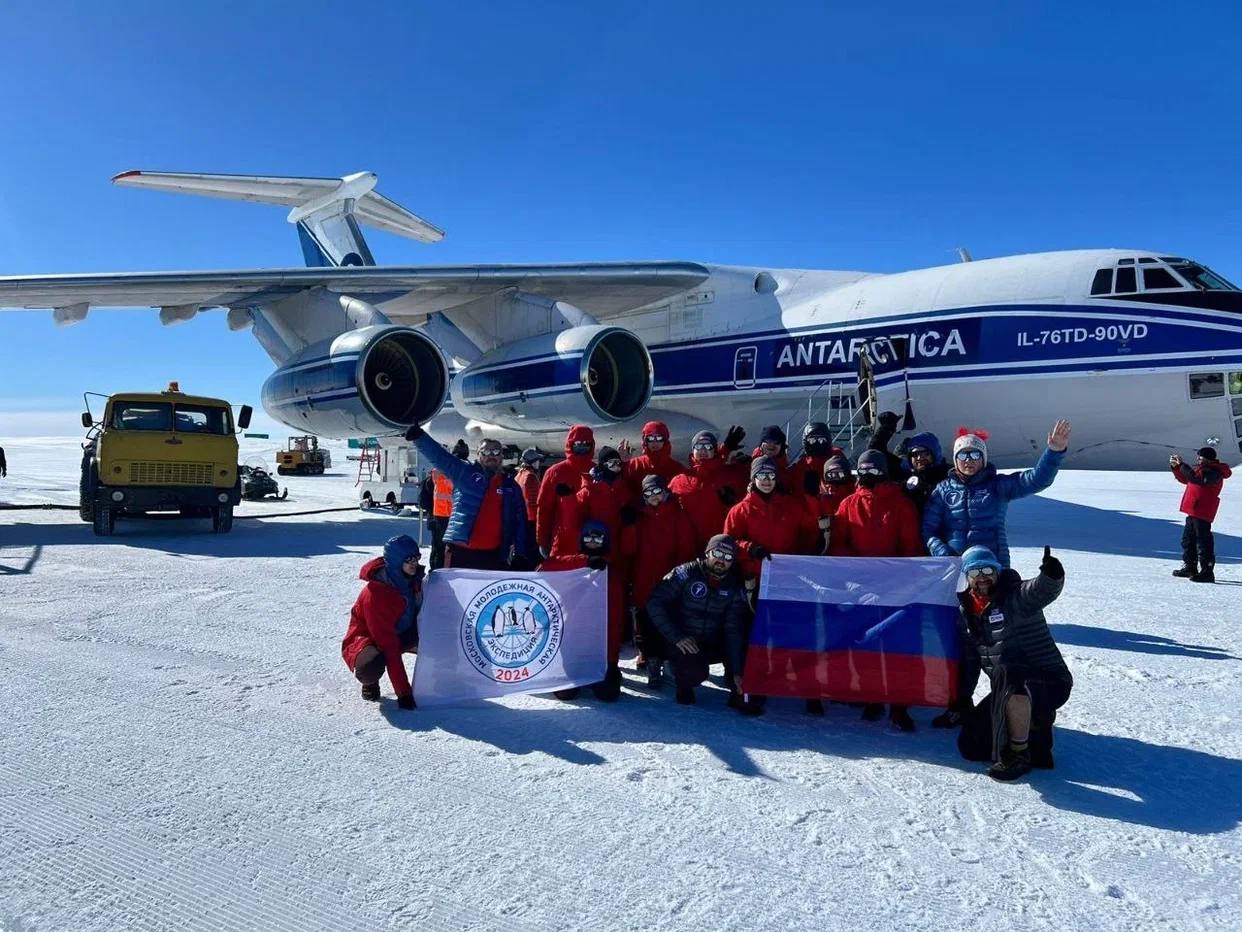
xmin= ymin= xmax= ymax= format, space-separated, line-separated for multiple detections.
xmin=782 ymin=354 xmax=879 ymax=460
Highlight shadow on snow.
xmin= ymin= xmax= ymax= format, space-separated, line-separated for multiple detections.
xmin=1050 ymin=623 xmax=1240 ymax=661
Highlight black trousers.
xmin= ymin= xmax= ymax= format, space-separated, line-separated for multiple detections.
xmin=353 ymin=627 xmax=420 ymax=685
xmin=669 ymin=641 xmax=736 ymax=691
xmin=1181 ymin=516 xmax=1215 ymax=569
xmin=958 ymin=675 xmax=1072 ymax=763
xmin=634 ymin=609 xmax=669 ymax=661
xmin=429 ymin=517 xmax=448 ymax=570
xmin=444 ymin=543 xmax=507 ymax=570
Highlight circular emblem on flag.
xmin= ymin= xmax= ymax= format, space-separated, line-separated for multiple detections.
xmin=461 ymin=578 xmax=564 ymax=683
xmin=689 ymin=581 xmax=708 ymax=599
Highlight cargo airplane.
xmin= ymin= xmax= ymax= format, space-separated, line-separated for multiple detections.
xmin=2 ymin=170 xmax=1241 ymax=468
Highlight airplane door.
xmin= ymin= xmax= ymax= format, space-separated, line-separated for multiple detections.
xmin=733 ymin=346 xmax=757 ymax=389
xmin=1230 ymin=371 xmax=1242 ymax=453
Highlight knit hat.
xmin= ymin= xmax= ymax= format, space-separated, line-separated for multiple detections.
xmin=641 ymin=473 xmax=668 ymax=494
xmin=759 ymin=425 xmax=786 ymax=446
xmin=1197 ymin=446 xmax=1219 ymax=461
xmin=952 ymin=427 xmax=989 ymax=465
xmin=691 ymin=429 xmax=718 ymax=449
xmin=824 ymin=453 xmax=851 ymax=479
xmin=856 ymin=449 xmax=889 ymax=478
xmin=961 ymin=545 xmax=1002 ymax=575
xmin=598 ymin=445 xmax=622 ymax=466
xmin=705 ymin=533 xmax=737 ymax=558
xmin=750 ymin=454 xmax=780 ymax=479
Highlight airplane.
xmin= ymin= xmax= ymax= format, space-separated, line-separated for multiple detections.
xmin=2 ymin=169 xmax=1241 ymax=469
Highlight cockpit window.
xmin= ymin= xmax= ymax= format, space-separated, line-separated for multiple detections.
xmin=1090 ymin=268 xmax=1112 ymax=295
xmin=1115 ymin=267 xmax=1137 ymax=293
xmin=1142 ymin=267 xmax=1181 ymax=290
xmin=1165 ymin=261 xmax=1238 ymax=292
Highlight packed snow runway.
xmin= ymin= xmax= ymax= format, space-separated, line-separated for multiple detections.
xmin=1 ymin=437 xmax=1240 ymax=931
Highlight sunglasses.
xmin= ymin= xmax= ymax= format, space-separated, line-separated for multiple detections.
xmin=571 ymin=442 xmax=593 ymax=453
xmin=692 ymin=440 xmax=716 ymax=451
xmin=804 ymin=437 xmax=830 ymax=447
xmin=583 ymin=533 xmax=606 ymax=544
xmin=856 ymin=465 xmax=883 ymax=476
xmin=753 ymin=471 xmax=778 ymax=482
xmin=644 ymin=435 xmax=667 ymax=443
xmin=908 ymin=448 xmax=932 ymax=459
xmin=955 ymin=450 xmax=984 ymax=462
xmin=643 ymin=488 xmax=666 ymax=499
xmin=824 ymin=470 xmax=847 ymax=482
xmin=402 ymin=555 xmax=421 ymax=564
xmin=478 ymin=445 xmax=503 ymax=456
xmin=707 ymin=548 xmax=735 ymax=561
xmin=965 ymin=566 xmax=997 ymax=580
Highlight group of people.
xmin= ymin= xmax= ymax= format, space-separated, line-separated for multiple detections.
xmin=342 ymin=413 xmax=1225 ymax=783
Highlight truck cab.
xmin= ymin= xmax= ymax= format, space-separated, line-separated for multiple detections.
xmin=80 ymin=383 xmax=252 ymax=535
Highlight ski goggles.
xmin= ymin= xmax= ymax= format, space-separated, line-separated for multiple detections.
xmin=477 ymin=442 xmax=503 ymax=456
xmin=965 ymin=565 xmax=998 ymax=580
xmin=824 ymin=469 xmax=848 ymax=482
xmin=571 ymin=441 xmax=593 ymax=454
xmin=752 ymin=469 xmax=778 ymax=482
xmin=955 ymin=450 xmax=984 ymax=463
xmin=602 ymin=458 xmax=623 ymax=470
xmin=803 ymin=437 xmax=831 ymax=450
xmin=582 ymin=531 xmax=606 ymax=545
xmin=643 ymin=487 xmax=667 ymax=501
xmin=706 ymin=547 xmax=736 ymax=562
xmin=692 ymin=440 xmax=717 ymax=453
xmin=856 ymin=464 xmax=884 ymax=476
xmin=643 ymin=434 xmax=667 ymax=443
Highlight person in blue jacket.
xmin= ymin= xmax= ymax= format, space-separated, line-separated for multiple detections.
xmin=922 ymin=419 xmax=1071 ymax=569
xmin=405 ymin=425 xmax=529 ymax=570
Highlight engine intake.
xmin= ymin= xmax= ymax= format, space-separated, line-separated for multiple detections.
xmin=453 ymin=325 xmax=654 ymax=430
xmin=261 ymin=326 xmax=448 ymax=438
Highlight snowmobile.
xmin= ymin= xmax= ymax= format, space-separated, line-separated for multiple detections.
xmin=240 ymin=465 xmax=288 ymax=501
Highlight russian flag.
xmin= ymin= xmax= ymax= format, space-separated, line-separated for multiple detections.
xmin=740 ymin=556 xmax=962 ymax=707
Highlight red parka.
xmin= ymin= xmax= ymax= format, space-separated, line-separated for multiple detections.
xmin=540 ymin=555 xmax=625 ymax=664
xmin=537 ymin=425 xmax=595 ymax=555
xmin=622 ymin=496 xmax=699 ymax=609
xmin=787 ymin=448 xmax=845 ymax=498
xmin=575 ymin=469 xmax=636 ymax=557
xmin=669 ymin=454 xmax=735 ymax=551
xmin=515 ymin=466 xmax=541 ymax=521
xmin=625 ymin=420 xmax=685 ymax=491
xmin=341 ymin=557 xmax=420 ymax=698
xmin=818 ymin=479 xmax=857 ymax=520
xmin=724 ymin=490 xmax=821 ymax=580
xmin=1175 ymin=460 xmax=1232 ymax=522
xmin=828 ymin=482 xmax=923 ymax=557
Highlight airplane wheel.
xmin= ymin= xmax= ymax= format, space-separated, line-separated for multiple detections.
xmin=212 ymin=505 xmax=234 ymax=534
xmin=92 ymin=505 xmax=115 ymax=536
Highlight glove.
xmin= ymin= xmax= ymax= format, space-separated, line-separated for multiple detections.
xmin=396 ymin=693 xmax=416 ymax=710
xmin=877 ymin=411 xmax=901 ymax=431
xmin=717 ymin=486 xmax=738 ymax=506
xmin=507 ymin=554 xmax=532 ymax=572
xmin=403 ymin=424 xmax=425 ymax=442
xmin=748 ymin=543 xmax=771 ymax=561
xmin=555 ymin=483 xmax=574 ymax=497
xmin=802 ymin=470 xmax=820 ymax=495
xmin=587 ymin=556 xmax=608 ymax=571
xmin=1040 ymin=545 xmax=1064 ymax=580
xmin=723 ymin=425 xmax=746 ymax=452
xmin=619 ymin=505 xmax=639 ymax=526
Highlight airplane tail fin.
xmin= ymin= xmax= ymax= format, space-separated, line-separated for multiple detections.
xmin=112 ymin=170 xmax=444 ymax=268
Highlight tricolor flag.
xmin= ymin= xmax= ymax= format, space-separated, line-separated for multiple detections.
xmin=741 ymin=556 xmax=961 ymax=706
xmin=413 ymin=567 xmax=607 ymax=707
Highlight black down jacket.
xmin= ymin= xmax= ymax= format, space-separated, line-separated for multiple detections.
xmin=645 ymin=559 xmax=750 ymax=673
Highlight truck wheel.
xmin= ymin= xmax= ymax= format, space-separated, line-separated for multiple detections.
xmin=92 ymin=504 xmax=115 ymax=536
xmin=277 ymin=466 xmax=291 ymax=476
xmin=212 ymin=506 xmax=234 ymax=534
xmin=79 ymin=456 xmax=96 ymax=522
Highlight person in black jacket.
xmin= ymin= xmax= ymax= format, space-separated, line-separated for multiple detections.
xmin=868 ymin=411 xmax=951 ymax=517
xmin=955 ymin=545 xmax=1073 ymax=782
xmin=0 ymin=444 xmax=6 ymax=479
xmin=645 ymin=534 xmax=760 ymax=714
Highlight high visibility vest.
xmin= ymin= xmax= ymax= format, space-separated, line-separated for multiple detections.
xmin=432 ymin=471 xmax=454 ymax=517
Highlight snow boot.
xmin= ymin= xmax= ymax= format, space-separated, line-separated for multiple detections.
xmin=861 ymin=703 xmax=885 ymax=722
xmin=553 ymin=687 xmax=581 ymax=701
xmin=988 ymin=744 xmax=1033 ymax=782
xmin=890 ymin=706 xmax=916 ymax=732
xmin=676 ymin=687 xmax=696 ymax=705
xmin=360 ymin=683 xmax=381 ymax=702
xmin=931 ymin=708 xmax=962 ymax=728
xmin=591 ymin=664 xmax=623 ymax=702
xmin=805 ymin=699 xmax=825 ymax=716
xmin=1191 ymin=564 xmax=1216 ymax=583
xmin=732 ymin=693 xmax=765 ymax=717
xmin=1172 ymin=564 xmax=1197 ymax=578
xmin=646 ymin=658 xmax=664 ymax=689
xmin=1030 ymin=747 xmax=1055 ymax=769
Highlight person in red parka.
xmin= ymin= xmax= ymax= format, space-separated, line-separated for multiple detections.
xmin=787 ymin=421 xmax=846 ymax=498
xmin=669 ymin=430 xmax=739 ymax=551
xmin=536 ymin=425 xmax=595 ymax=559
xmin=750 ymin=425 xmax=790 ymax=477
xmin=341 ymin=535 xmax=423 ymax=709
xmin=514 ymin=447 xmax=546 ymax=559
xmin=540 ymin=519 xmax=626 ymax=701
xmin=724 ymin=455 xmax=822 ymax=585
xmin=828 ymin=449 xmax=924 ymax=731
xmin=575 ymin=446 xmax=636 ymax=553
xmin=623 ymin=419 xmax=685 ymax=492
xmin=818 ymin=453 xmax=856 ymax=521
xmin=623 ymin=473 xmax=699 ymax=687
xmin=1170 ymin=446 xmax=1232 ymax=583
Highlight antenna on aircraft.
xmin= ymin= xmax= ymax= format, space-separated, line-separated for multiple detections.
xmin=956 ymin=247 xmax=973 ymax=263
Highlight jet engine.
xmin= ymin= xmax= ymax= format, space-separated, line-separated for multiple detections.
xmin=452 ymin=325 xmax=654 ymax=431
xmin=261 ymin=326 xmax=449 ymax=438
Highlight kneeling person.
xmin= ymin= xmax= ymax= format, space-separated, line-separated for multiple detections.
xmin=645 ymin=535 xmax=757 ymax=713
xmin=956 ymin=545 xmax=1073 ymax=781
xmin=342 ymin=535 xmax=424 ymax=709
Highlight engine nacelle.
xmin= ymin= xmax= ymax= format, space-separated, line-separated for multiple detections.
xmin=452 ymin=325 xmax=654 ymax=431
xmin=261 ymin=326 xmax=449 ymax=438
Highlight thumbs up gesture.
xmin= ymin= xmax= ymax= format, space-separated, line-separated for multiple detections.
xmin=1040 ymin=545 xmax=1064 ymax=580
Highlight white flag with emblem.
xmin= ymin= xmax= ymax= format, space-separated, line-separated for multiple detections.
xmin=412 ymin=567 xmax=608 ymax=707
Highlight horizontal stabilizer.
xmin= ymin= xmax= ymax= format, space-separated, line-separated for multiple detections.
xmin=112 ymin=170 xmax=444 ymax=244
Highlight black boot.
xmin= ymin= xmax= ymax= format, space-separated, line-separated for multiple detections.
xmin=889 ymin=706 xmax=916 ymax=732
xmin=805 ymin=699 xmax=826 ymax=716
xmin=1172 ymin=564 xmax=1197 ymax=578
xmin=861 ymin=703 xmax=884 ymax=722
xmin=988 ymin=744 xmax=1033 ymax=782
xmin=1191 ymin=563 xmax=1215 ymax=583
xmin=931 ymin=708 xmax=962 ymax=728
xmin=591 ymin=664 xmax=623 ymax=702
xmin=553 ymin=687 xmax=581 ymax=701
xmin=360 ymin=683 xmax=381 ymax=702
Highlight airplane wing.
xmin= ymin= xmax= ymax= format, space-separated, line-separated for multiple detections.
xmin=0 ymin=262 xmax=710 ymax=320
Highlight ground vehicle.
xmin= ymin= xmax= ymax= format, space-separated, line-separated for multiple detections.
xmin=80 ymin=383 xmax=251 ymax=535
xmin=276 ymin=435 xmax=331 ymax=475
xmin=240 ymin=464 xmax=287 ymax=501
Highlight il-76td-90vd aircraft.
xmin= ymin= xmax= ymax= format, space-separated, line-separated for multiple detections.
xmin=3 ymin=170 xmax=1241 ymax=468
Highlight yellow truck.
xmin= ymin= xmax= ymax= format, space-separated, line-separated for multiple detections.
xmin=79 ymin=383 xmax=252 ymax=536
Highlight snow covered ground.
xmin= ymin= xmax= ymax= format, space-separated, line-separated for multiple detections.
xmin=1 ymin=436 xmax=1239 ymax=931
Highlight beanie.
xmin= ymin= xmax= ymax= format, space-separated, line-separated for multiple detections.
xmin=953 ymin=427 xmax=989 ymax=465
xmin=961 ymin=545 xmax=1002 ymax=575
xmin=1197 ymin=446 xmax=1219 ymax=461
xmin=641 ymin=473 xmax=668 ymax=494
xmin=598 ymin=445 xmax=621 ymax=465
xmin=759 ymin=425 xmax=786 ymax=446
xmin=751 ymin=454 xmax=780 ymax=479
xmin=856 ymin=449 xmax=889 ymax=478
xmin=705 ymin=533 xmax=737 ymax=557
xmin=691 ymin=429 xmax=718 ymax=449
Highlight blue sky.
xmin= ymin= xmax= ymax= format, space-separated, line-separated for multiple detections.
xmin=3 ymin=0 xmax=1241 ymax=435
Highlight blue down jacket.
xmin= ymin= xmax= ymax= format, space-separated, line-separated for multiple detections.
xmin=413 ymin=435 xmax=527 ymax=552
xmin=921 ymin=447 xmax=1064 ymax=568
